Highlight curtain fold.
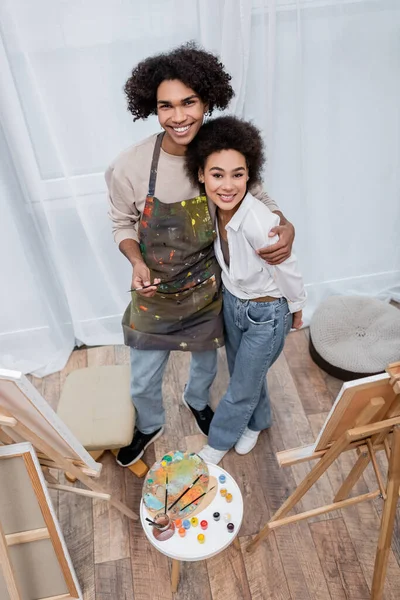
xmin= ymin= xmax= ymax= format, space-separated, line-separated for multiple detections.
xmin=1 ymin=0 xmax=399 ymax=376
xmin=0 ymin=26 xmax=74 ymax=375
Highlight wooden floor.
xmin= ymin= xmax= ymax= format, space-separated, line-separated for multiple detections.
xmin=29 ymin=329 xmax=400 ymax=600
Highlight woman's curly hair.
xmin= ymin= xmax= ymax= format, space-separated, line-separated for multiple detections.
xmin=124 ymin=42 xmax=234 ymax=121
xmin=185 ymin=116 xmax=265 ymax=189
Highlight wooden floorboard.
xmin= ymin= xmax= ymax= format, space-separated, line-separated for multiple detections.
xmin=95 ymin=558 xmax=134 ymax=600
xmin=283 ymin=330 xmax=334 ymax=415
xmin=283 ymin=521 xmax=332 ymax=600
xmin=241 ymin=534 xmax=291 ymax=600
xmin=57 ymin=475 xmax=96 ymax=600
xmin=36 ymin=329 xmax=400 ymax=599
xmin=207 ymin=541 xmax=252 ymax=600
xmin=41 ymin=370 xmax=60 ymax=411
xmin=309 ymin=518 xmax=371 ymax=599
xmin=174 ymin=559 xmax=213 ymax=600
xmin=93 ymin=452 xmax=130 ymax=564
xmin=222 ymin=449 xmax=272 ymax=536
xmin=268 ymin=353 xmax=335 ymax=521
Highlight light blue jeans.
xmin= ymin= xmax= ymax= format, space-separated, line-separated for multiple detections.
xmin=208 ymin=288 xmax=292 ymax=451
xmin=130 ymin=348 xmax=217 ymax=434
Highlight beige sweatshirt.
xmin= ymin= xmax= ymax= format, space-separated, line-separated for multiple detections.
xmin=106 ymin=133 xmax=279 ymax=245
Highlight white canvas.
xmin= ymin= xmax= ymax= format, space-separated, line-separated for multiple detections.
xmin=314 ymin=372 xmax=395 ymax=451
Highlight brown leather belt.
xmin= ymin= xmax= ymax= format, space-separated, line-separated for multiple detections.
xmin=250 ymin=295 xmax=277 ymax=303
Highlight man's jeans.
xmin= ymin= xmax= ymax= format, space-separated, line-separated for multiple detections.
xmin=208 ymin=288 xmax=292 ymax=451
xmin=130 ymin=348 xmax=217 ymax=434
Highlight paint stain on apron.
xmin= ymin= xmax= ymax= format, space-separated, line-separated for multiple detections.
xmin=122 ymin=133 xmax=224 ymax=351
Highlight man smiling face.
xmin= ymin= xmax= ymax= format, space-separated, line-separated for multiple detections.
xmin=157 ymin=79 xmax=208 ymax=156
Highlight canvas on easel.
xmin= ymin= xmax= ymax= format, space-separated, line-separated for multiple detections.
xmin=314 ymin=371 xmax=398 ymax=451
xmin=0 ymin=442 xmax=82 ymax=600
xmin=247 ymin=362 xmax=400 ymax=600
xmin=0 ymin=368 xmax=137 ymax=521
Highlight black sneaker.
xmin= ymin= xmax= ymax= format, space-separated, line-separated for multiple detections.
xmin=182 ymin=389 xmax=214 ymax=436
xmin=116 ymin=427 xmax=164 ymax=467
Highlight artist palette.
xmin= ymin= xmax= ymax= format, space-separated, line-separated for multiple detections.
xmin=142 ymin=451 xmax=209 ymax=519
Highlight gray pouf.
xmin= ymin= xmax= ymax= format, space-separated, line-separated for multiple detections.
xmin=310 ymin=296 xmax=400 ymax=380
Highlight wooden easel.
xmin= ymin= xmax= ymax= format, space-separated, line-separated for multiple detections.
xmin=0 ymin=519 xmax=21 ymax=600
xmin=0 ymin=409 xmax=137 ymax=521
xmin=0 ymin=370 xmax=138 ymax=521
xmin=65 ymin=449 xmax=148 ymax=483
xmin=247 ymin=362 xmax=400 ymax=600
xmin=0 ymin=518 xmax=22 ymax=600
xmin=0 ymin=442 xmax=83 ymax=600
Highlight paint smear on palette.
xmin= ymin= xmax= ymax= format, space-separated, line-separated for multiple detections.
xmin=142 ymin=451 xmax=209 ymax=519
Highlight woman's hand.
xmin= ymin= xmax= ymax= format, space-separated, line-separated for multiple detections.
xmin=132 ymin=262 xmax=160 ymax=298
xmin=292 ymin=310 xmax=303 ymax=330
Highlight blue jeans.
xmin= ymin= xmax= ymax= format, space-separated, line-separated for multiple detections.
xmin=208 ymin=288 xmax=292 ymax=451
xmin=130 ymin=348 xmax=217 ymax=434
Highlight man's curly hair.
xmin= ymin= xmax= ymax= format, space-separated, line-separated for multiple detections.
xmin=124 ymin=42 xmax=234 ymax=121
xmin=185 ymin=116 xmax=265 ymax=189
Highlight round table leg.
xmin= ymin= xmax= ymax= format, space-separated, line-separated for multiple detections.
xmin=171 ymin=559 xmax=180 ymax=593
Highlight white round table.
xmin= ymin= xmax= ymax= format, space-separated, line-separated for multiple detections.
xmin=140 ymin=463 xmax=243 ymax=591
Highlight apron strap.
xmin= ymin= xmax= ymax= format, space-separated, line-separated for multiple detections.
xmin=148 ymin=132 xmax=165 ymax=197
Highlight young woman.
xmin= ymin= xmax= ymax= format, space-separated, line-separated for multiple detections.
xmin=106 ymin=44 xmax=295 ymax=467
xmin=185 ymin=116 xmax=306 ymax=464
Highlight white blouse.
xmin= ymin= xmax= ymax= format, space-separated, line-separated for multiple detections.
xmin=215 ymin=193 xmax=307 ymax=314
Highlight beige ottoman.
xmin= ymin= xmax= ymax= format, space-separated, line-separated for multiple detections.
xmin=57 ymin=365 xmax=148 ymax=478
xmin=310 ymin=296 xmax=400 ymax=381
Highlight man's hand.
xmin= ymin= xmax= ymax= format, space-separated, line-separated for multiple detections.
xmin=132 ymin=262 xmax=160 ymax=298
xmin=292 ymin=310 xmax=303 ymax=330
xmin=257 ymin=217 xmax=295 ymax=265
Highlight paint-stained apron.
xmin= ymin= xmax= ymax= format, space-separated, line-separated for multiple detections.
xmin=122 ymin=133 xmax=224 ymax=351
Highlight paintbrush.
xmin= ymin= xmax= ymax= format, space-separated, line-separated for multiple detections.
xmin=167 ymin=474 xmax=202 ymax=511
xmin=145 ymin=517 xmax=164 ymax=529
xmin=128 ymin=273 xmax=210 ymax=294
xmin=128 ymin=277 xmax=177 ymax=293
xmin=128 ymin=284 xmax=159 ymax=292
xmin=164 ymin=471 xmax=168 ymax=514
xmin=178 ymin=485 xmax=216 ymax=514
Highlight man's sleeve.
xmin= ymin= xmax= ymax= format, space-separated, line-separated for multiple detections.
xmin=248 ymin=182 xmax=280 ymax=213
xmin=105 ymin=165 xmax=140 ymax=245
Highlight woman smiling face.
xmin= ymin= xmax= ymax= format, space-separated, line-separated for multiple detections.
xmin=157 ymin=79 xmax=208 ymax=156
xmin=200 ymin=149 xmax=249 ymax=213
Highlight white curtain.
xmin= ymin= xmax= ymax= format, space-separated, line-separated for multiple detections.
xmin=1 ymin=0 xmax=399 ymax=376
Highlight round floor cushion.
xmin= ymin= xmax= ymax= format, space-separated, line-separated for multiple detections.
xmin=310 ymin=296 xmax=400 ymax=380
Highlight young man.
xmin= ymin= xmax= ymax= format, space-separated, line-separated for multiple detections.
xmin=106 ymin=43 xmax=295 ymax=467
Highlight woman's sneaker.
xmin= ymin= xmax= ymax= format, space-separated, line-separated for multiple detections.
xmin=198 ymin=444 xmax=228 ymax=465
xmin=116 ymin=427 xmax=164 ymax=467
xmin=234 ymin=427 xmax=260 ymax=455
